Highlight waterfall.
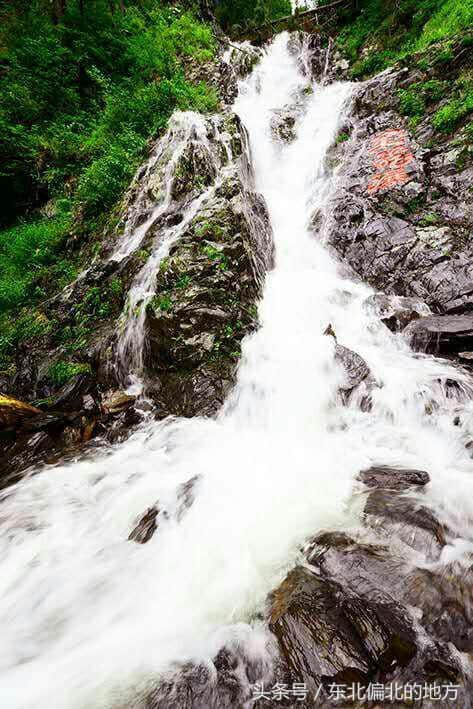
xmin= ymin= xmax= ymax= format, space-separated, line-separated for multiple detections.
xmin=2 ymin=32 xmax=473 ymax=709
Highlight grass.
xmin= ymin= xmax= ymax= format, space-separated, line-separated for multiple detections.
xmin=0 ymin=211 xmax=74 ymax=312
xmin=337 ymin=0 xmax=473 ymax=79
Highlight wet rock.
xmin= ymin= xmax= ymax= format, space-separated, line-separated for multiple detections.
xmin=404 ymin=562 xmax=473 ymax=651
xmin=364 ymin=489 xmax=446 ymax=558
xmin=306 ymin=532 xmax=408 ymax=600
xmin=0 ymin=395 xmax=41 ymax=429
xmin=269 ymin=566 xmax=416 ymax=695
xmin=0 ymin=430 xmax=55 ymax=491
xmin=301 ymin=532 xmax=465 ymax=693
xmin=335 ymin=344 xmax=371 ymax=393
xmin=145 ymin=643 xmax=270 ymax=709
xmin=129 ymin=507 xmax=159 ymax=544
xmin=404 ymin=314 xmax=473 ymax=355
xmin=102 ymin=391 xmax=136 ymax=415
xmin=270 ymin=108 xmax=297 ymax=143
xmin=326 ymin=63 xmax=473 ymax=316
xmin=176 ymin=475 xmax=200 ymax=521
xmin=358 ymin=465 xmax=430 ymax=490
xmin=364 ymin=293 xmax=431 ymax=332
xmin=35 ymin=373 xmax=95 ymax=412
xmin=289 ymin=32 xmax=349 ymax=83
xmin=145 ymin=117 xmax=273 ymax=418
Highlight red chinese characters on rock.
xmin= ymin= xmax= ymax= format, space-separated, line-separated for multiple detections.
xmin=367 ymin=129 xmax=415 ymax=194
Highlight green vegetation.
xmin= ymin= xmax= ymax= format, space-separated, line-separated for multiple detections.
xmin=215 ymin=0 xmax=292 ymax=32
xmin=336 ymin=0 xmax=473 ymax=79
xmin=0 ymin=209 xmax=74 ymax=312
xmin=335 ymin=131 xmax=350 ymax=145
xmin=47 ymin=361 xmax=91 ymax=387
xmin=0 ymin=0 xmax=218 ymax=371
xmin=432 ymin=75 xmax=473 ymax=132
xmin=397 ymin=78 xmax=448 ymax=127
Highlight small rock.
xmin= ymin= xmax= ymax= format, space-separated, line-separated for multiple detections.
xmin=358 ymin=465 xmax=430 ymax=490
xmin=103 ymin=391 xmax=136 ymax=414
xmin=270 ymin=108 xmax=297 ymax=143
xmin=129 ymin=507 xmax=159 ymax=544
xmin=335 ymin=344 xmax=371 ymax=392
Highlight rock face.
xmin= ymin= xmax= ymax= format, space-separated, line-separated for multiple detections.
xmin=144 ymin=113 xmax=273 ymax=417
xmin=0 ymin=102 xmax=273 ymax=479
xmin=269 ymin=566 xmax=417 ymax=698
xmin=326 ymin=65 xmax=473 ymax=321
xmin=404 ymin=314 xmax=473 ymax=355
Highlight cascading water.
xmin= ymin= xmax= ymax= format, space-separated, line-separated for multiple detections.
xmin=2 ymin=32 xmax=473 ymax=709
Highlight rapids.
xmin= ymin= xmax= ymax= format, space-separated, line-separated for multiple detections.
xmin=1 ymin=32 xmax=473 ymax=709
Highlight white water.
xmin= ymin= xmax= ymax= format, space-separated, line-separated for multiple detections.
xmin=2 ymin=33 xmax=473 ymax=708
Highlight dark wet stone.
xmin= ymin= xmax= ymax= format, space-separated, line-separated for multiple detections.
xmin=334 ymin=344 xmax=370 ymax=392
xmin=268 ymin=566 xmax=416 ymax=696
xmin=364 ymin=489 xmax=446 ymax=558
xmin=144 ymin=645 xmax=269 ymax=709
xmin=404 ymin=314 xmax=473 ymax=355
xmin=306 ymin=532 xmax=408 ymax=599
xmin=36 ymin=373 xmax=94 ymax=412
xmin=404 ymin=562 xmax=473 ymax=652
xmin=358 ymin=465 xmax=430 ymax=490
xmin=146 ymin=164 xmax=273 ymax=418
xmin=129 ymin=507 xmax=159 ymax=544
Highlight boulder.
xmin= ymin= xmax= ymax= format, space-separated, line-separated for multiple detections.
xmin=0 ymin=395 xmax=41 ymax=429
xmin=364 ymin=293 xmax=431 ymax=332
xmin=358 ymin=465 xmax=430 ymax=490
xmin=404 ymin=314 xmax=473 ymax=355
xmin=306 ymin=532 xmax=408 ymax=600
xmin=404 ymin=563 xmax=473 ymax=652
xmin=269 ymin=566 xmax=416 ymax=696
xmin=335 ymin=344 xmax=371 ymax=393
xmin=364 ymin=489 xmax=446 ymax=559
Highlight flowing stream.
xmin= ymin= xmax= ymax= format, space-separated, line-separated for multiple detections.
xmin=2 ymin=32 xmax=473 ymax=709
